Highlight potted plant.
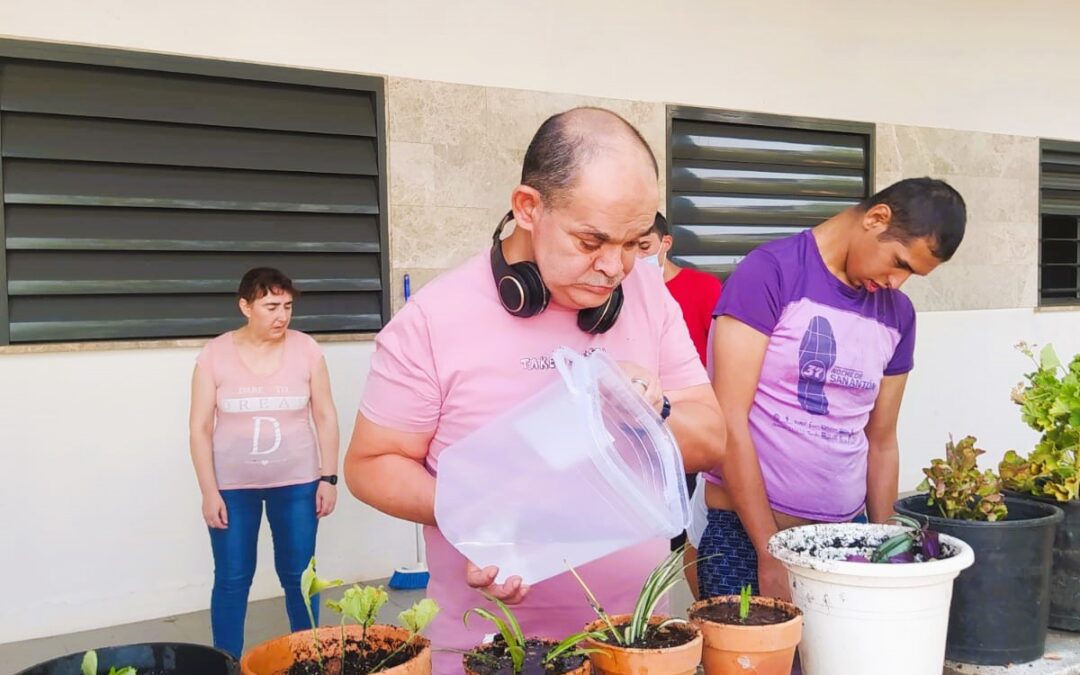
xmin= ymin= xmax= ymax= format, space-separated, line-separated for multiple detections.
xmin=999 ymin=341 xmax=1080 ymax=631
xmin=895 ymin=434 xmax=1063 ymax=665
xmin=16 ymin=645 xmax=237 ymax=675
xmin=569 ymin=546 xmax=703 ymax=675
xmin=241 ymin=558 xmax=437 ymax=675
xmin=462 ymin=593 xmax=599 ymax=674
xmin=688 ymin=583 xmax=801 ymax=675
xmin=768 ymin=516 xmax=973 ymax=675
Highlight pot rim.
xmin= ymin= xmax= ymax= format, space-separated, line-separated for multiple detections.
xmin=768 ymin=522 xmax=975 ymax=577
xmin=896 ymin=494 xmax=1064 ymax=530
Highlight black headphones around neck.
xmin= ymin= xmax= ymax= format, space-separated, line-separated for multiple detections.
xmin=490 ymin=210 xmax=623 ymax=335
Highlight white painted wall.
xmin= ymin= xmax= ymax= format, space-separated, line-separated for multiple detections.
xmin=0 ymin=340 xmax=419 ymax=644
xmin=3 ymin=307 xmax=1078 ymax=643
xmin=1 ymin=0 xmax=1079 ymax=140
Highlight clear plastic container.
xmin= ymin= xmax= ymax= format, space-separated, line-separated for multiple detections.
xmin=434 ymin=347 xmax=690 ymax=584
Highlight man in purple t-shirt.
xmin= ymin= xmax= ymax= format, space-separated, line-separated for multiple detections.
xmin=698 ymin=177 xmax=967 ymax=601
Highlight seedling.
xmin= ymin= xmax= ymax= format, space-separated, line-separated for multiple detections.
xmin=568 ymin=544 xmax=704 ymax=646
xmin=81 ymin=650 xmax=135 ymax=675
xmin=301 ymin=557 xmax=343 ymax=669
xmin=738 ymin=584 xmax=752 ymax=623
xmin=326 ymin=584 xmax=388 ymax=672
xmin=464 ymin=593 xmax=601 ymax=673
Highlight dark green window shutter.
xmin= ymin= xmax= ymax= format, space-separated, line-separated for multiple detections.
xmin=667 ymin=107 xmax=873 ymax=278
xmin=0 ymin=40 xmax=388 ymax=343
xmin=1040 ymin=140 xmax=1080 ymax=305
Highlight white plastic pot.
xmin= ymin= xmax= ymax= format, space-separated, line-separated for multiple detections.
xmin=768 ymin=523 xmax=974 ymax=675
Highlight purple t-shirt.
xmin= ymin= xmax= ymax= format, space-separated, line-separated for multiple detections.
xmin=706 ymin=230 xmax=916 ymax=521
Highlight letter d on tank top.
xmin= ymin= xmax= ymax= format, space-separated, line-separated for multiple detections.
xmin=251 ymin=416 xmax=282 ymax=456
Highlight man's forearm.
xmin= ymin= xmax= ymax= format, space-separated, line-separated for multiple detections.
xmin=667 ymin=400 xmax=725 ymax=473
xmin=866 ymin=444 xmax=900 ymax=523
xmin=345 ymin=454 xmax=437 ymax=526
xmin=718 ymin=425 xmax=779 ymax=555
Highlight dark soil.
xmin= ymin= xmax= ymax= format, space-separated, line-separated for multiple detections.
xmin=285 ymin=638 xmax=422 ymax=675
xmin=464 ymin=637 xmax=586 ymax=674
xmin=606 ymin=621 xmax=698 ymax=650
xmin=691 ymin=600 xmax=796 ymax=627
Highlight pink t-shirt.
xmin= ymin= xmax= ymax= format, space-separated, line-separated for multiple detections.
xmin=197 ymin=330 xmax=324 ymax=490
xmin=360 ymin=252 xmax=707 ymax=673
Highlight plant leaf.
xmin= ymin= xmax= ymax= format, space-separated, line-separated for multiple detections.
xmin=82 ymin=651 xmax=98 ymax=675
xmin=300 ymin=557 xmax=343 ymax=600
xmin=399 ymin=598 xmax=439 ymax=634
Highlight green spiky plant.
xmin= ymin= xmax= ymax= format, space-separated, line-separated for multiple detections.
xmin=464 ymin=592 xmax=602 ymax=673
xmin=567 ymin=544 xmax=701 ymax=647
xmin=300 ymin=557 xmax=343 ymax=669
xmin=81 ymin=650 xmax=135 ymax=675
xmin=737 ymin=584 xmax=752 ymax=623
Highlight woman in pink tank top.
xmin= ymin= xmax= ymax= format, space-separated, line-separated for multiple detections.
xmin=189 ymin=267 xmax=340 ymax=658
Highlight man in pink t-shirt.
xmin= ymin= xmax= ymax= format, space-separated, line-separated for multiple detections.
xmin=345 ymin=107 xmax=725 ymax=673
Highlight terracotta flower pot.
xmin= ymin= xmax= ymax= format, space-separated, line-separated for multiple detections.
xmin=582 ymin=614 xmax=702 ymax=675
xmin=463 ymin=639 xmax=592 ymax=675
xmin=240 ymin=624 xmax=430 ymax=675
xmin=689 ymin=596 xmax=802 ymax=675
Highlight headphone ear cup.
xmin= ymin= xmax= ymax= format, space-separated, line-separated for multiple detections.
xmin=509 ymin=260 xmax=549 ymax=316
xmin=577 ymin=284 xmax=624 ymax=334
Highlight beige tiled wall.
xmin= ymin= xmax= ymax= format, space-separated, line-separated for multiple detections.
xmin=875 ymin=124 xmax=1040 ymax=311
xmin=386 ymin=78 xmax=666 ymax=311
xmin=384 ymin=77 xmax=1045 ymax=315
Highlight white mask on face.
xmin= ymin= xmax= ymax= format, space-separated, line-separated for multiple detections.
xmin=639 ymin=254 xmax=661 ymax=268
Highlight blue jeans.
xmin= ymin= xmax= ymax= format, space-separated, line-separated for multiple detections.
xmin=209 ymin=480 xmax=319 ymax=658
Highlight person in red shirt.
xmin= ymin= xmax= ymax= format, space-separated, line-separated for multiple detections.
xmin=637 ymin=212 xmax=723 ymax=368
xmin=636 ymin=211 xmax=723 ymax=595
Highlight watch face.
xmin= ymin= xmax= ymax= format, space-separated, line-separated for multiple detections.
xmin=322 ymin=475 xmax=338 ymax=485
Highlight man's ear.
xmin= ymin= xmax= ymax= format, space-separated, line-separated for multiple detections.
xmin=510 ymin=185 xmax=544 ymax=233
xmin=863 ymin=203 xmax=893 ymax=233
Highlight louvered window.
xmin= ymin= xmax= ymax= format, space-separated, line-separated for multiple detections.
xmin=667 ymin=107 xmax=873 ymax=278
xmin=0 ymin=39 xmax=388 ymax=344
xmin=1040 ymin=140 xmax=1080 ymax=305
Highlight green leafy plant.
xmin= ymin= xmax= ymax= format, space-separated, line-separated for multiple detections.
xmin=326 ymin=584 xmax=388 ymax=672
xmin=737 ymin=584 xmax=752 ymax=623
xmin=464 ymin=592 xmax=601 ymax=673
xmin=81 ymin=650 xmax=136 ymax=675
xmin=568 ymin=544 xmax=698 ymax=647
xmin=300 ymin=557 xmax=343 ymax=669
xmin=918 ymin=435 xmax=1008 ymax=521
xmin=368 ymin=598 xmax=439 ymax=673
xmin=1000 ymin=342 xmax=1080 ymax=501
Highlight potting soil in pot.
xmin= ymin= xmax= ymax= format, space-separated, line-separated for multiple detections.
xmin=284 ymin=641 xmax=423 ymax=675
xmin=464 ymin=637 xmax=586 ymax=675
xmin=691 ymin=601 xmax=796 ymax=627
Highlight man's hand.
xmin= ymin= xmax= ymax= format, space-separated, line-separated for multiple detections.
xmin=316 ymin=482 xmax=337 ymax=518
xmin=757 ymin=553 xmax=791 ymax=602
xmin=466 ymin=561 xmax=530 ymax=604
xmin=617 ymin=361 xmax=664 ymax=415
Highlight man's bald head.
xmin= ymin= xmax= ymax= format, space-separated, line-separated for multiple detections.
xmin=520 ymin=107 xmax=658 ymax=208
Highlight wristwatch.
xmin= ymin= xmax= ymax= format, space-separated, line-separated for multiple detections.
xmin=660 ymin=395 xmax=672 ymax=421
xmin=320 ymin=474 xmax=338 ymax=486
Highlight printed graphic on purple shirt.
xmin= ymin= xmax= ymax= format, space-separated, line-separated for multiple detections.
xmin=797 ymin=316 xmax=836 ymax=416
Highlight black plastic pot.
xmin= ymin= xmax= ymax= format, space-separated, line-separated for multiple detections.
xmin=895 ymin=494 xmax=1063 ymax=666
xmin=15 ymin=642 xmax=238 ymax=675
xmin=1007 ymin=490 xmax=1080 ymax=631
